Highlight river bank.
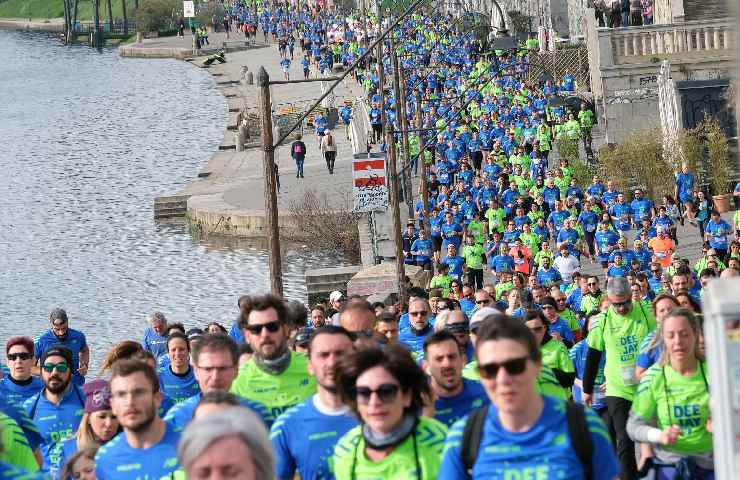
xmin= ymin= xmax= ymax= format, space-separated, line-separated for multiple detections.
xmin=0 ymin=17 xmax=64 ymax=32
xmin=120 ymin=31 xmax=364 ymax=239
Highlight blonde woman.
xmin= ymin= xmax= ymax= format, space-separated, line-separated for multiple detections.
xmin=320 ymin=130 xmax=338 ymax=174
xmin=627 ymin=308 xmax=713 ymax=479
xmin=59 ymin=446 xmax=97 ymax=480
xmin=54 ymin=380 xmax=119 ymax=478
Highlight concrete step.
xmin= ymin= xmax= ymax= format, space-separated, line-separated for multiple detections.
xmin=153 ymin=195 xmax=189 ymax=219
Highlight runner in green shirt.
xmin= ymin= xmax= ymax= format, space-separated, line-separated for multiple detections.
xmin=429 ymin=263 xmax=452 ymax=298
xmin=627 ymin=308 xmax=713 ymax=476
xmin=0 ymin=413 xmax=37 ymax=473
xmin=230 ymin=295 xmax=316 ymax=419
xmin=484 ymin=202 xmax=506 ymax=234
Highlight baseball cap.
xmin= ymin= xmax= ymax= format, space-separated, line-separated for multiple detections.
xmin=186 ymin=328 xmax=204 ymax=342
xmin=40 ymin=344 xmax=73 ymax=366
xmin=294 ymin=328 xmax=311 ymax=348
xmin=329 ymin=291 xmax=344 ymax=303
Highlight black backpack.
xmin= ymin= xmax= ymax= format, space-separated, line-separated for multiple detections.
xmin=461 ymin=402 xmax=593 ymax=479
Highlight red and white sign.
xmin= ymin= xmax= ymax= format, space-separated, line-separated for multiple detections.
xmin=352 ymin=153 xmax=388 ymax=212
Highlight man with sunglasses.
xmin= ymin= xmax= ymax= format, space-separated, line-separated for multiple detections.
xmin=1 ymin=337 xmax=43 ymax=405
xmin=23 ymin=345 xmax=84 ymax=472
xmin=440 ymin=315 xmax=619 ymax=479
xmin=442 ymin=309 xmax=476 ymax=361
xmin=271 ymin=326 xmax=357 ymax=480
xmin=33 ymin=308 xmax=89 ymax=386
xmin=580 ymin=276 xmax=604 ymax=316
xmin=424 ymin=331 xmax=487 ymax=428
xmin=583 ymin=277 xmax=656 ymax=480
xmin=231 ymin=294 xmax=316 ymax=419
xmin=398 ymin=299 xmax=434 ymax=360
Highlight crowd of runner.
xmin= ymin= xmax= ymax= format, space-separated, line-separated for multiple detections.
xmin=2 ymin=0 xmax=739 ymax=479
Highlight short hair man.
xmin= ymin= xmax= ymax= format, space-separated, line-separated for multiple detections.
xmin=231 ymin=294 xmax=316 ymax=418
xmin=398 ymin=299 xmax=434 ymax=358
xmin=34 ymin=308 xmax=89 ymax=386
xmin=23 ymin=345 xmax=85 ymax=472
xmin=95 ymin=360 xmax=180 ymax=479
xmin=375 ymin=312 xmax=399 ymax=343
xmin=423 ymin=331 xmax=487 ymax=427
xmin=141 ymin=311 xmax=168 ymax=364
xmin=164 ymin=333 xmax=271 ymax=432
xmin=271 ymin=326 xmax=357 ymax=480
xmin=339 ymin=299 xmax=376 ymax=338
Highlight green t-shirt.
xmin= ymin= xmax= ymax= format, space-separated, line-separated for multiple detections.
xmin=485 ymin=207 xmax=506 ymax=234
xmin=587 ymin=305 xmax=657 ymax=400
xmin=631 ymin=362 xmax=712 ymax=455
xmin=520 ymin=231 xmax=540 ymax=255
xmin=494 ymin=281 xmax=513 ymax=300
xmin=540 ymin=339 xmax=574 ymax=375
xmin=467 ymin=220 xmax=486 ymax=245
xmin=230 ymin=351 xmax=316 ymax=419
xmin=461 ymin=244 xmax=485 ymax=270
xmin=0 ymin=413 xmax=38 ymax=472
xmin=580 ymin=293 xmax=603 ymax=315
xmin=560 ymin=308 xmax=580 ymax=335
xmin=534 ymin=250 xmax=554 ymax=268
xmin=429 ymin=274 xmax=452 ymax=297
xmin=331 ymin=416 xmax=447 ymax=480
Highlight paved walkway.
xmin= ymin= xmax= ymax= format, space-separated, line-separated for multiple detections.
xmin=135 ymin=32 xmax=364 ymax=227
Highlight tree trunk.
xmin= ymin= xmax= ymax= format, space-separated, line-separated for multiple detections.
xmin=72 ymin=0 xmax=79 ymax=28
xmin=93 ymin=0 xmax=102 ymax=47
xmin=62 ymin=0 xmax=70 ymax=44
xmin=106 ymin=0 xmax=113 ymax=32
xmin=122 ymin=0 xmax=128 ymax=35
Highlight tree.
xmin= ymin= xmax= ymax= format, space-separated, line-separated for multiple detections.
xmin=135 ymin=0 xmax=179 ymax=32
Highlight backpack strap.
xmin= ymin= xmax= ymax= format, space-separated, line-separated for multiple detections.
xmin=566 ymin=402 xmax=593 ymax=480
xmin=461 ymin=404 xmax=489 ymax=474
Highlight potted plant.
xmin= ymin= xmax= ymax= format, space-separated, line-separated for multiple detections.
xmin=703 ymin=117 xmax=732 ymax=213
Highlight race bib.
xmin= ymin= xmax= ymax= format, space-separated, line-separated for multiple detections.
xmin=621 ymin=364 xmax=638 ymax=386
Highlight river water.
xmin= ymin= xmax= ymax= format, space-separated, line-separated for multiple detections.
xmin=0 ymin=31 xmax=345 ymax=368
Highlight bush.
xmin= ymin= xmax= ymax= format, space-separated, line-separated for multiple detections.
xmin=135 ymin=0 xmax=179 ymax=32
xmin=195 ymin=1 xmax=224 ymax=28
xmin=287 ymin=188 xmax=361 ymax=262
xmin=701 ymin=117 xmax=730 ymax=195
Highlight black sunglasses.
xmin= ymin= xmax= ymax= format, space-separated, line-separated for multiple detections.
xmin=478 ymin=357 xmax=529 ymax=379
xmin=446 ymin=322 xmax=470 ymax=334
xmin=352 ymin=383 xmax=400 ymax=404
xmin=7 ymin=352 xmax=32 ymax=361
xmin=587 ymin=282 xmax=598 ymax=286
xmin=244 ymin=320 xmax=282 ymax=335
xmin=347 ymin=329 xmax=375 ymax=342
xmin=611 ymin=299 xmax=632 ymax=308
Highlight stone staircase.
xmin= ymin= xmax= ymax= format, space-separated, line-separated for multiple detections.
xmin=683 ymin=0 xmax=729 ymax=22
xmin=153 ymin=195 xmax=189 ymax=219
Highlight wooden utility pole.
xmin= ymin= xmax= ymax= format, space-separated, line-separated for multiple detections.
xmin=395 ymin=59 xmax=414 ymax=220
xmin=416 ymin=91 xmax=429 ymax=236
xmin=382 ymin=10 xmax=406 ymax=304
xmin=257 ymin=67 xmax=284 ymax=297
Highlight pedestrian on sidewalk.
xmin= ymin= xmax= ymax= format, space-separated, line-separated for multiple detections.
xmin=291 ymin=134 xmax=307 ymax=179
xmin=321 ymin=131 xmax=338 ymax=175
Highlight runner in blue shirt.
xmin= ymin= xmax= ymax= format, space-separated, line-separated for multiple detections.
xmin=570 ymin=312 xmax=607 ymax=413
xmin=441 ymin=244 xmax=465 ymax=280
xmin=438 ymin=315 xmax=619 ymax=479
xmin=704 ymin=210 xmax=732 ymax=258
xmin=34 ymin=309 xmax=89 ymax=386
xmin=410 ymin=229 xmax=433 ymax=270
xmin=1 ymin=337 xmax=43 ymax=405
xmin=536 ymin=257 xmax=562 ymax=288
xmin=164 ymin=333 xmax=272 ymax=432
xmin=271 ymin=326 xmax=357 ymax=480
xmin=96 ymin=360 xmax=180 ymax=480
xmin=141 ymin=311 xmax=168 ymax=363
xmin=23 ymin=346 xmax=84 ymax=472
xmin=398 ymin=299 xmax=435 ymax=359
xmin=424 ymin=332 xmax=488 ymax=428
xmin=158 ymin=332 xmax=200 ymax=405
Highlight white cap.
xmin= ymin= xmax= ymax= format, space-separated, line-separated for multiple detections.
xmin=470 ymin=306 xmax=502 ymax=331
xmin=329 ymin=291 xmax=344 ymax=302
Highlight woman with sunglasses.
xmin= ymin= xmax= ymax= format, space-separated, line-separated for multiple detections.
xmin=627 ymin=308 xmax=714 ymax=479
xmin=332 ymin=345 xmax=447 ymax=479
xmin=635 ymin=294 xmax=680 ymax=380
xmin=440 ymin=314 xmax=619 ymax=479
xmin=1 ymin=337 xmax=43 ymax=405
xmin=449 ymin=280 xmax=463 ymax=300
xmin=54 ymin=379 xmax=120 ymax=479
xmin=524 ymin=310 xmax=575 ymax=395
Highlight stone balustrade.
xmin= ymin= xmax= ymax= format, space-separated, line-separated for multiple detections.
xmin=608 ymin=19 xmax=733 ymax=61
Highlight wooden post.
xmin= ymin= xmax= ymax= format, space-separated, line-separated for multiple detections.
xmin=257 ymin=67 xmax=284 ymax=297
xmin=72 ymin=0 xmax=79 ymax=32
xmin=381 ymin=7 xmax=406 ymax=304
xmin=62 ymin=0 xmax=70 ymax=44
xmin=416 ymin=91 xmax=429 ymax=236
xmin=106 ymin=0 xmax=113 ymax=33
xmin=395 ymin=56 xmax=414 ymax=220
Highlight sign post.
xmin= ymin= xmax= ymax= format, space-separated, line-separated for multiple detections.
xmin=183 ymin=1 xmax=195 ymax=18
xmin=702 ymin=277 xmax=740 ymax=479
xmin=352 ymin=153 xmax=388 ymax=213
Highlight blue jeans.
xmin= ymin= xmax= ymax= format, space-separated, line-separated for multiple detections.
xmin=295 ymin=158 xmax=304 ymax=177
xmin=655 ymin=463 xmax=714 ymax=480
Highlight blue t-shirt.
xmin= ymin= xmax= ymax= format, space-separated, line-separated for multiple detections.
xmin=270 ymin=395 xmax=358 ymax=480
xmin=34 ymin=329 xmax=87 ymax=385
xmin=547 ymin=319 xmax=574 ymax=344
xmin=705 ymin=219 xmax=731 ymax=250
xmin=536 ymin=267 xmax=562 ymax=287
xmin=569 ymin=340 xmax=607 ymax=411
xmin=635 ymin=331 xmax=663 ymax=370
xmin=0 ymin=376 xmax=44 ymax=406
xmin=398 ymin=325 xmax=434 ymax=360
xmin=95 ymin=425 xmax=181 ymax=480
xmin=23 ymin=385 xmax=85 ymax=472
xmin=228 ymin=321 xmax=245 ymax=345
xmin=163 ymin=392 xmax=272 ymax=433
xmin=50 ymin=436 xmax=78 ymax=478
xmin=438 ymin=396 xmax=620 ymax=479
xmin=441 ymin=255 xmax=465 ymax=279
xmin=141 ymin=327 xmax=168 ymax=360
xmin=434 ymin=379 xmax=489 ymax=428
xmin=158 ymin=366 xmax=200 ymax=405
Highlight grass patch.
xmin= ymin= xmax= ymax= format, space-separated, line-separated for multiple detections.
xmin=0 ymin=0 xmax=137 ymax=22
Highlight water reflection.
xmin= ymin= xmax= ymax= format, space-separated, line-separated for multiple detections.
xmin=0 ymin=31 xmax=347 ymax=369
